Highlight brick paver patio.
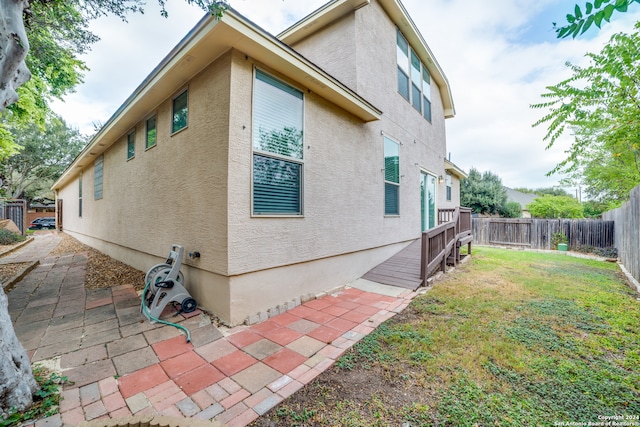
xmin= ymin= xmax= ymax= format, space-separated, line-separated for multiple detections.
xmin=5 ymin=232 xmax=420 ymax=427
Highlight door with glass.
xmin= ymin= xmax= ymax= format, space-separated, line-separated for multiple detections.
xmin=421 ymin=172 xmax=437 ymax=232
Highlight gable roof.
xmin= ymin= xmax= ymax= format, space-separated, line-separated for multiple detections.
xmin=445 ymin=159 xmax=467 ymax=179
xmin=53 ymin=6 xmax=382 ymax=190
xmin=279 ymin=0 xmax=455 ymax=118
xmin=504 ymin=187 xmax=538 ymax=209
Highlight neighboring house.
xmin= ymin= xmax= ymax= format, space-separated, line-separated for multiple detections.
xmin=53 ymin=0 xmax=463 ymax=325
xmin=442 ymin=159 xmax=467 ymax=210
xmin=504 ymin=187 xmax=538 ymax=218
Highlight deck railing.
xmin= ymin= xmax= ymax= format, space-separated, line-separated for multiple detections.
xmin=421 ymin=207 xmax=473 ymax=281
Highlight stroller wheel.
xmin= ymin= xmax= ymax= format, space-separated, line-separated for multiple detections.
xmin=181 ymin=297 xmax=197 ymax=313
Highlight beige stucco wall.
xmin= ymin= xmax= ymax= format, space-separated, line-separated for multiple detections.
xmin=57 ymin=51 xmax=233 ymax=318
xmin=55 ymin=1 xmax=456 ymax=325
xmin=288 ymin=0 xmax=450 ymax=210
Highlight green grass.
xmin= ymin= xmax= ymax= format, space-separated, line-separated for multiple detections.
xmin=256 ymin=247 xmax=640 ymax=427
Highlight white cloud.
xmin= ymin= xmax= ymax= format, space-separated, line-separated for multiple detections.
xmin=51 ymin=0 xmax=640 ymax=193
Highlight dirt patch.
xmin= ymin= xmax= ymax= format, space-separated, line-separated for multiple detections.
xmin=0 ymin=261 xmax=32 ymax=284
xmin=49 ymin=233 xmax=145 ymax=291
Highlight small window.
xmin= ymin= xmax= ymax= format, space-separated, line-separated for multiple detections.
xmin=78 ymin=172 xmax=83 ymax=218
xmin=384 ymin=136 xmax=400 ymax=215
xmin=172 ymin=90 xmax=188 ymax=133
xmin=127 ymin=131 xmax=135 ymax=160
xmin=94 ymin=155 xmax=103 ymax=200
xmin=445 ymin=173 xmax=452 ymax=202
xmin=146 ymin=115 xmax=157 ymax=149
xmin=422 ymin=68 xmax=432 ymax=122
xmin=396 ymin=32 xmax=410 ymax=101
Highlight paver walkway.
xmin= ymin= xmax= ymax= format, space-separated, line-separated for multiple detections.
xmin=5 ymin=233 xmax=422 ymax=427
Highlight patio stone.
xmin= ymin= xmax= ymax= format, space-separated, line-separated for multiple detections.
xmin=194 ymin=338 xmax=237 ymax=362
xmin=63 ymin=359 xmax=117 ymax=389
xmin=231 ymin=362 xmax=281 ymax=394
xmin=286 ymin=336 xmax=326 ymax=357
xmin=107 ymin=334 xmax=149 ymax=358
xmin=60 ymin=344 xmax=108 ymax=369
xmin=112 ymin=346 xmax=159 ymax=376
xmin=242 ymin=339 xmax=283 ymax=360
xmin=118 ymin=364 xmax=169 ymax=399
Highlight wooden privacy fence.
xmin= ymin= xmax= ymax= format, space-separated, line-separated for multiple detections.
xmin=0 ymin=199 xmax=27 ymax=234
xmin=472 ymin=218 xmax=614 ymax=250
xmin=603 ymin=185 xmax=640 ymax=284
xmin=421 ymin=207 xmax=473 ymax=280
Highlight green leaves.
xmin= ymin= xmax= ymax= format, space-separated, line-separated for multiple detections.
xmin=532 ymin=23 xmax=640 ymax=205
xmin=555 ymin=0 xmax=638 ymax=38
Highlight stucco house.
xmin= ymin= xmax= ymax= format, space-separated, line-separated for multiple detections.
xmin=53 ymin=0 xmax=463 ymax=325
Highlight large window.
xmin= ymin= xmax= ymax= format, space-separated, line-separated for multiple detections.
xmin=252 ymin=69 xmax=304 ymax=215
xmin=397 ymin=29 xmax=432 ymax=122
xmin=172 ymin=89 xmax=188 ymax=133
xmin=127 ymin=131 xmax=135 ymax=160
xmin=94 ymin=155 xmax=103 ymax=200
xmin=384 ymin=136 xmax=400 ymax=215
xmin=146 ymin=115 xmax=157 ymax=149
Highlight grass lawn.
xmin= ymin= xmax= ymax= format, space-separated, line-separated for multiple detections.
xmin=250 ymin=247 xmax=640 ymax=427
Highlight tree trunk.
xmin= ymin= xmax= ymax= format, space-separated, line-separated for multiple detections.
xmin=0 ymin=285 xmax=37 ymax=419
xmin=0 ymin=0 xmax=31 ymax=111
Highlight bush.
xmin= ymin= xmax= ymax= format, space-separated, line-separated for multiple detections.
xmin=500 ymin=201 xmax=522 ymax=218
xmin=572 ymin=244 xmax=618 ymax=258
xmin=0 ymin=228 xmax=26 ymax=245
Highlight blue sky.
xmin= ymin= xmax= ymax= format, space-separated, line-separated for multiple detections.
xmin=51 ymin=0 xmax=640 ymax=194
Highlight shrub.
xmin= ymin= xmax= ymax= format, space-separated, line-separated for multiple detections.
xmin=0 ymin=228 xmax=26 ymax=245
xmin=500 ymin=201 xmax=522 ymax=218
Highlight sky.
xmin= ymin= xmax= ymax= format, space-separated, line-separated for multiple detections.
xmin=50 ymin=0 xmax=640 ymax=195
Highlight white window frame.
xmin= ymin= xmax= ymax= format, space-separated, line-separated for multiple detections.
xmin=251 ymin=68 xmax=305 ymax=217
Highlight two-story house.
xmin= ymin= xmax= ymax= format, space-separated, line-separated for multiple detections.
xmin=52 ymin=0 xmax=460 ymax=325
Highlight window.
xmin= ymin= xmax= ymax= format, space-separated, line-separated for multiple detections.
xmin=422 ymin=68 xmax=432 ymax=122
xmin=127 ymin=131 xmax=135 ymax=160
xmin=384 ymin=136 xmax=400 ymax=215
xmin=396 ymin=31 xmax=410 ymax=101
xmin=78 ymin=172 xmax=83 ymax=218
xmin=94 ymin=155 xmax=103 ymax=200
xmin=445 ymin=173 xmax=452 ymax=201
xmin=146 ymin=115 xmax=157 ymax=149
xmin=252 ymin=69 xmax=304 ymax=215
xmin=396 ymin=29 xmax=432 ymax=122
xmin=172 ymin=89 xmax=188 ymax=133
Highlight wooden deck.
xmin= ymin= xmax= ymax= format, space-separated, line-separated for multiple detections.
xmin=361 ymin=239 xmax=423 ymax=290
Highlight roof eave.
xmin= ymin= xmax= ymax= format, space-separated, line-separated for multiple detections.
xmin=53 ymin=8 xmax=381 ymax=191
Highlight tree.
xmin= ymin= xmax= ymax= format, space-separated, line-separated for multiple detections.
xmin=460 ymin=168 xmax=507 ymax=215
xmin=532 ymin=24 xmax=640 ymax=207
xmin=526 ymin=195 xmax=585 ymax=218
xmin=0 ymin=1 xmax=228 ymax=157
xmin=555 ymin=0 xmax=640 ymax=38
xmin=0 ymin=114 xmax=86 ymax=201
xmin=513 ymin=187 xmax=571 ymax=197
xmin=0 ymin=0 xmax=228 ymax=418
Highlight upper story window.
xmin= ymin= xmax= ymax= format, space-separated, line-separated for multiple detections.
xmin=172 ymin=89 xmax=188 ymax=134
xmin=94 ymin=155 xmax=103 ymax=200
xmin=396 ymin=29 xmax=432 ymax=122
xmin=252 ymin=69 xmax=304 ymax=215
xmin=127 ymin=130 xmax=135 ymax=160
xmin=384 ymin=136 xmax=400 ymax=215
xmin=445 ymin=173 xmax=452 ymax=201
xmin=146 ymin=115 xmax=157 ymax=149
